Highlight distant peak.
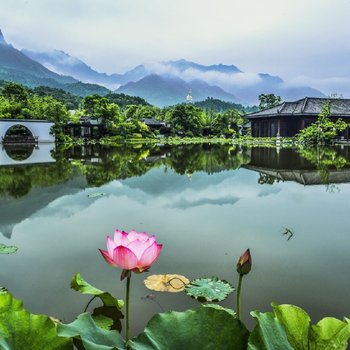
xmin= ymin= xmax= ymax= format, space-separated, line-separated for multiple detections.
xmin=0 ymin=29 xmax=8 ymax=45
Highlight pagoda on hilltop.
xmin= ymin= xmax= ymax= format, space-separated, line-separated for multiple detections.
xmin=186 ymin=89 xmax=193 ymax=104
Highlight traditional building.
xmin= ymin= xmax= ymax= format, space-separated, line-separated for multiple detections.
xmin=245 ymin=97 xmax=350 ymax=138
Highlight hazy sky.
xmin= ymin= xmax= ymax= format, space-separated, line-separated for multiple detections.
xmin=1 ymin=0 xmax=349 ymax=94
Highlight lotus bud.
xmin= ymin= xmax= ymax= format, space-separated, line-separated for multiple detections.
xmin=236 ymin=249 xmax=252 ymax=275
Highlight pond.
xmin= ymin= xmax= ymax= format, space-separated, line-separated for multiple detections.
xmin=0 ymin=143 xmax=349 ymax=335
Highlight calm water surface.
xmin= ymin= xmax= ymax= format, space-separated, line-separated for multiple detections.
xmin=0 ymin=143 xmax=349 ymax=334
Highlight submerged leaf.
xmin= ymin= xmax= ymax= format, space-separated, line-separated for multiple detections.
xmin=0 ymin=244 xmax=18 ymax=254
xmin=144 ymin=274 xmax=189 ymax=293
xmin=128 ymin=306 xmax=249 ymax=349
xmin=185 ymin=277 xmax=234 ymax=302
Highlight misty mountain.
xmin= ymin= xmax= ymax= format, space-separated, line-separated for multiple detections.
xmin=22 ymin=49 xmax=122 ymax=90
xmin=0 ymin=30 xmax=110 ymax=96
xmin=3 ymin=26 xmax=325 ymax=105
xmin=117 ymin=74 xmax=239 ymax=106
xmin=167 ymin=59 xmax=242 ymax=74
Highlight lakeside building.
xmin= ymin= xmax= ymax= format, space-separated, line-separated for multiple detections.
xmin=245 ymin=97 xmax=350 ymax=138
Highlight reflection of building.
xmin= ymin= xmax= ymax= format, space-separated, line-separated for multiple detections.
xmin=244 ymin=147 xmax=350 ymax=185
xmin=0 ymin=144 xmax=55 ymax=166
xmin=246 ymin=98 xmax=350 ymax=138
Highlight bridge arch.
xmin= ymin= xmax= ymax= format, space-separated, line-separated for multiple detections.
xmin=0 ymin=119 xmax=55 ymax=143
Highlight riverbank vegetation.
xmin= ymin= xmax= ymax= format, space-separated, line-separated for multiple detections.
xmin=0 ymin=82 xmax=348 ymax=146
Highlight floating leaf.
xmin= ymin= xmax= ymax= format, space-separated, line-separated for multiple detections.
xmin=87 ymin=192 xmax=106 ymax=198
xmin=144 ymin=274 xmax=189 ymax=293
xmin=128 ymin=306 xmax=249 ymax=349
xmin=71 ymin=273 xmax=123 ymax=309
xmin=0 ymin=290 xmax=72 ymax=350
xmin=0 ymin=244 xmax=18 ymax=254
xmin=57 ymin=313 xmax=125 ymax=350
xmin=248 ymin=310 xmax=294 ymax=349
xmin=185 ymin=277 xmax=234 ymax=302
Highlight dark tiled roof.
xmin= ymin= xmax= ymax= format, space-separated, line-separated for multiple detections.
xmin=246 ymin=97 xmax=350 ymax=119
xmin=142 ymin=118 xmax=165 ymax=126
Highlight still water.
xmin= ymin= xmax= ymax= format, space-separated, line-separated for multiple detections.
xmin=0 ymin=143 xmax=349 ymax=334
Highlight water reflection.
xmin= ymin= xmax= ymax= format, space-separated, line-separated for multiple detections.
xmin=1 ymin=144 xmax=350 ymax=201
xmin=245 ymin=147 xmax=350 ymax=186
xmin=0 ymin=143 xmax=349 ymax=332
xmin=0 ymin=143 xmax=55 ymax=166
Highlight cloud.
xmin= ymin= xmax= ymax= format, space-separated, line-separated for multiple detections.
xmin=257 ymin=187 xmax=281 ymax=198
xmin=145 ymin=61 xmax=262 ymax=88
xmin=0 ymin=0 xmax=349 ymax=92
xmin=287 ymin=76 xmax=350 ymax=98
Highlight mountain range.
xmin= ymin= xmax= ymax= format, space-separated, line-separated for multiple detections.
xmin=0 ymin=29 xmax=325 ymax=106
xmin=0 ymin=30 xmax=109 ymax=97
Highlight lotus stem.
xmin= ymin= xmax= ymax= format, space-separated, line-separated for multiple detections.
xmin=83 ymin=296 xmax=96 ymax=312
xmin=126 ymin=275 xmax=131 ymax=341
xmin=237 ymin=274 xmax=243 ymax=320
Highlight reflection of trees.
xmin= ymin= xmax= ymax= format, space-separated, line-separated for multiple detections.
xmin=0 ymin=159 xmax=76 ymax=198
xmin=297 ymin=147 xmax=348 ymax=185
xmin=164 ymin=144 xmax=250 ymax=175
xmin=0 ymin=144 xmax=252 ymax=198
xmin=83 ymin=147 xmax=156 ymax=187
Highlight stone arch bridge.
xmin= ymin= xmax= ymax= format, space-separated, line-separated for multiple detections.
xmin=0 ymin=119 xmax=55 ymax=143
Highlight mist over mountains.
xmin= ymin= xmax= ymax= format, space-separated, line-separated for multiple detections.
xmin=1 ymin=29 xmax=325 ymax=105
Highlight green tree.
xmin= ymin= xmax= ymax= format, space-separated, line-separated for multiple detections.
xmin=166 ymin=104 xmax=204 ymax=136
xmin=1 ymin=82 xmax=29 ymax=104
xmin=258 ymin=94 xmax=282 ymax=110
xmin=82 ymin=95 xmax=122 ymax=130
xmin=297 ymin=102 xmax=347 ymax=144
xmin=212 ymin=109 xmax=246 ymax=137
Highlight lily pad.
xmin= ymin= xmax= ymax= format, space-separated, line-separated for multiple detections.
xmin=185 ymin=277 xmax=235 ymax=302
xmin=0 ymin=244 xmax=18 ymax=254
xmin=87 ymin=192 xmax=106 ymax=198
xmin=128 ymin=306 xmax=249 ymax=349
xmin=144 ymin=274 xmax=189 ymax=293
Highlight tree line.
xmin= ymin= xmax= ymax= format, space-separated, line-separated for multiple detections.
xmin=0 ymin=82 xmax=251 ymax=141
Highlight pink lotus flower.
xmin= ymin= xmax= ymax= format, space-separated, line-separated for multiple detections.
xmin=99 ymin=230 xmax=162 ymax=274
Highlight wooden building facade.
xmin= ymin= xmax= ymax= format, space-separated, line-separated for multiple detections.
xmin=246 ymin=97 xmax=350 ymax=138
